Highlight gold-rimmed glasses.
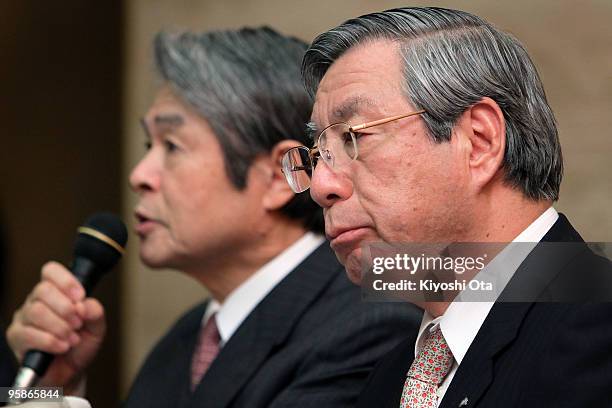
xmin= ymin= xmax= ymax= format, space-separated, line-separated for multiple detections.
xmin=281 ymin=110 xmax=426 ymax=193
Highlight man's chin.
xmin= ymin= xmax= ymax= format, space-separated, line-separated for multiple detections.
xmin=139 ymin=249 xmax=170 ymax=269
xmin=343 ymin=255 xmax=364 ymax=286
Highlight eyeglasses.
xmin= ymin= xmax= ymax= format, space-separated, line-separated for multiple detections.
xmin=281 ymin=110 xmax=426 ymax=193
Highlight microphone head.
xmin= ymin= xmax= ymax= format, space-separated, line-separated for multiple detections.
xmin=73 ymin=212 xmax=128 ymax=270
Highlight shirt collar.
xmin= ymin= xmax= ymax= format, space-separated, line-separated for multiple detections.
xmin=415 ymin=207 xmax=559 ymax=363
xmin=203 ymin=232 xmax=325 ymax=345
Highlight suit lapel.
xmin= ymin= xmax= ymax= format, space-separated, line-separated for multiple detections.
xmin=175 ymin=302 xmax=209 ymax=408
xmin=440 ymin=214 xmax=582 ymax=407
xmin=439 ymin=302 xmax=532 ymax=408
xmin=496 ymin=213 xmax=585 ymax=303
xmin=190 ymin=242 xmax=341 ymax=408
xmin=356 ymin=333 xmax=418 ymax=408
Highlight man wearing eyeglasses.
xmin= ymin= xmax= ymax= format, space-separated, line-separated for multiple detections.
xmin=7 ymin=27 xmax=420 ymax=407
xmin=283 ymin=7 xmax=612 ymax=408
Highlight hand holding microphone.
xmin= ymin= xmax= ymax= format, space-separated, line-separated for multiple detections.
xmin=6 ymin=213 xmax=127 ymax=399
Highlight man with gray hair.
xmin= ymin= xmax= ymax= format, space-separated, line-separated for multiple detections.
xmin=282 ymin=7 xmax=612 ymax=407
xmin=7 ymin=27 xmax=419 ymax=407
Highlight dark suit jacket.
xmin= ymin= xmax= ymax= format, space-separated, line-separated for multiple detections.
xmin=357 ymin=214 xmax=612 ymax=408
xmin=124 ymin=242 xmax=421 ymax=408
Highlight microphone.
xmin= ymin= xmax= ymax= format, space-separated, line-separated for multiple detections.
xmin=11 ymin=212 xmax=128 ymax=392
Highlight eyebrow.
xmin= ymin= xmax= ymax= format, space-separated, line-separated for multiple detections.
xmin=332 ymin=95 xmax=376 ymax=122
xmin=153 ymin=113 xmax=184 ymax=127
xmin=308 ymin=96 xmax=377 ymax=143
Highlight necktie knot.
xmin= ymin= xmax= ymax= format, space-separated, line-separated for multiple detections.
xmin=407 ymin=327 xmax=453 ymax=385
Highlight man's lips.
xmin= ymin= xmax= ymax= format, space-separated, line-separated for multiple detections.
xmin=134 ymin=210 xmax=161 ymax=236
xmin=328 ymin=227 xmax=370 ymax=255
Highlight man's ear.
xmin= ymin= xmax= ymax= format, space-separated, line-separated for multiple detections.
xmin=455 ymin=97 xmax=506 ymax=191
xmin=260 ymin=140 xmax=305 ymax=211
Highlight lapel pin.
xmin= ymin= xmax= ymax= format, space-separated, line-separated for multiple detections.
xmin=458 ymin=397 xmax=469 ymax=407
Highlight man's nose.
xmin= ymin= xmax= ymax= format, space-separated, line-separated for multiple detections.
xmin=309 ymin=161 xmax=353 ymax=208
xmin=129 ymin=151 xmax=159 ymax=194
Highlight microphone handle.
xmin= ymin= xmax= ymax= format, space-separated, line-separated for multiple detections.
xmin=21 ymin=350 xmax=53 ymax=378
xmin=71 ymin=257 xmax=103 ymax=295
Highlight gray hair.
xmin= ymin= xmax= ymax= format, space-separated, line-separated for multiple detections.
xmin=154 ymin=27 xmax=323 ymax=233
xmin=303 ymin=7 xmax=562 ymax=201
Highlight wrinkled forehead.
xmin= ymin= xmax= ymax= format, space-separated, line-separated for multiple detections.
xmin=310 ymin=40 xmax=406 ymax=127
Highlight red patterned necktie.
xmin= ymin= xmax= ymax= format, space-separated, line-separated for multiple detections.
xmin=191 ymin=312 xmax=221 ymax=390
xmin=400 ymin=326 xmax=454 ymax=408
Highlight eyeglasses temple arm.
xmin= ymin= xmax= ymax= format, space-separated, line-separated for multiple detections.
xmin=350 ymin=110 xmax=426 ymax=131
xmin=309 ymin=146 xmax=319 ymax=160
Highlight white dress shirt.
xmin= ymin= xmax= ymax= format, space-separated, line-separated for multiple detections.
xmin=202 ymin=232 xmax=325 ymax=346
xmin=414 ymin=207 xmax=559 ymax=405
